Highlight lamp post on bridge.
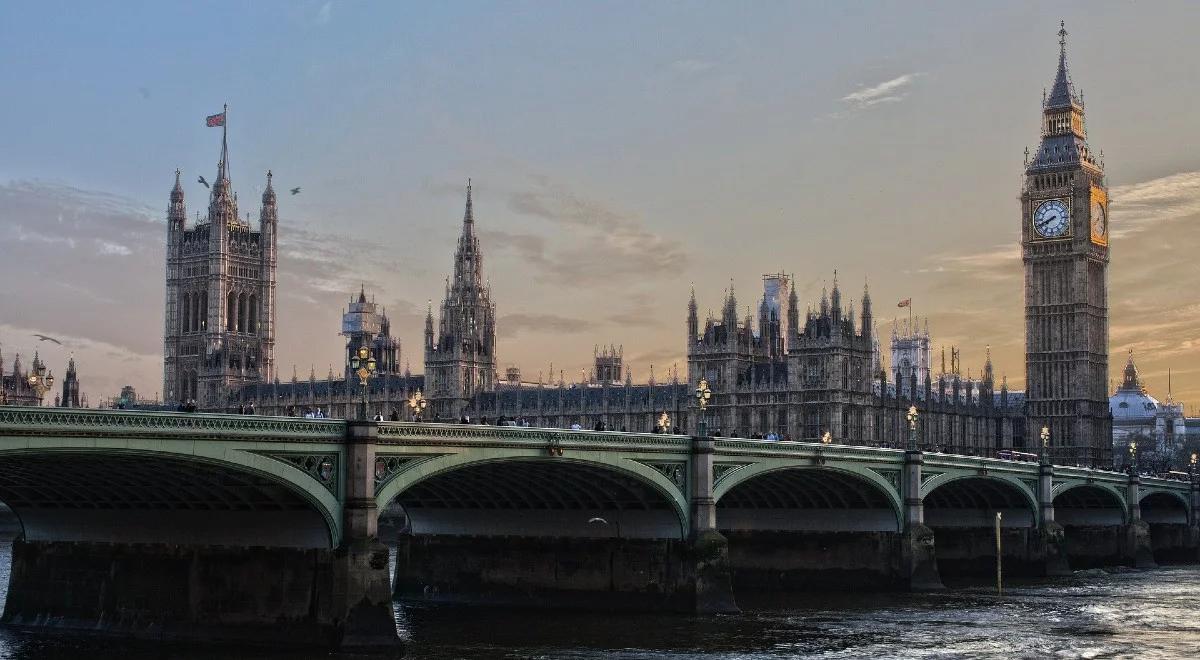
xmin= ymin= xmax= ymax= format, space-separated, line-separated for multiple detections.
xmin=1040 ymin=426 xmax=1050 ymax=466
xmin=350 ymin=345 xmax=377 ymax=420
xmin=906 ymin=406 xmax=919 ymax=452
xmin=658 ymin=412 xmax=671 ymax=434
xmin=1128 ymin=440 xmax=1138 ymax=476
xmin=26 ymin=368 xmax=54 ymax=407
xmin=407 ymin=389 xmax=429 ymax=422
xmin=695 ymin=378 xmax=711 ymax=437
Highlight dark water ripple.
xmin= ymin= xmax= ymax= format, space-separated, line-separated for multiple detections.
xmin=1 ymin=544 xmax=1198 ymax=659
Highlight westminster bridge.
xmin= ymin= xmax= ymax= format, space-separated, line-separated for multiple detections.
xmin=0 ymin=407 xmax=1197 ymax=651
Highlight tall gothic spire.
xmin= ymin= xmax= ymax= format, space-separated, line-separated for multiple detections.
xmin=453 ymin=179 xmax=483 ymax=290
xmin=1045 ymin=21 xmax=1080 ymax=110
xmin=1028 ymin=22 xmax=1099 ymax=173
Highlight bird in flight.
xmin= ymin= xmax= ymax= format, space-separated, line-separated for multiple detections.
xmin=198 ymin=175 xmax=210 ymax=189
xmin=32 ymin=334 xmax=62 ymax=345
xmin=290 ymin=187 xmax=301 ymax=195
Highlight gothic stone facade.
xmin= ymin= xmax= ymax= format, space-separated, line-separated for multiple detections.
xmin=1021 ymin=25 xmax=1112 ymax=467
xmin=212 ymin=27 xmax=1110 ymax=465
xmin=163 ymin=124 xmax=277 ymax=408
xmin=424 ymin=182 xmax=497 ymax=421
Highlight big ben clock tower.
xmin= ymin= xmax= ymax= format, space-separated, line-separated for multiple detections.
xmin=1022 ymin=22 xmax=1111 ymax=467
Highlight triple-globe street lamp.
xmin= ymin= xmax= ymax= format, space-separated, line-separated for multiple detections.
xmin=906 ymin=405 xmax=919 ymax=451
xmin=1040 ymin=426 xmax=1051 ymax=465
xmin=27 ymin=369 xmax=54 ymax=406
xmin=695 ymin=378 xmax=712 ymax=437
xmin=407 ymin=389 xmax=429 ymax=422
xmin=350 ymin=345 xmax=377 ymax=420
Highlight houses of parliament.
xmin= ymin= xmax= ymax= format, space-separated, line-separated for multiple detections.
xmin=154 ymin=25 xmax=1118 ymax=466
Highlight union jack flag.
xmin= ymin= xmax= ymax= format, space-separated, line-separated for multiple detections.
xmin=205 ymin=112 xmax=225 ymax=127
xmin=897 ymin=298 xmax=911 ymax=308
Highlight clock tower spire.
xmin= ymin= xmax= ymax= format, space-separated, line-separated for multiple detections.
xmin=1021 ymin=22 xmax=1111 ymax=467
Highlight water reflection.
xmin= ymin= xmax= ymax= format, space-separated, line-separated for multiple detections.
xmin=1 ymin=543 xmax=1197 ymax=659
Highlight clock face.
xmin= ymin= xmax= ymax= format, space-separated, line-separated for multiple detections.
xmin=1091 ymin=198 xmax=1107 ymax=239
xmin=1033 ymin=199 xmax=1070 ymax=238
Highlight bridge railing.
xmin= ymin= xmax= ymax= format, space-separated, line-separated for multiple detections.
xmin=376 ymin=421 xmax=692 ymax=450
xmin=0 ymin=405 xmax=346 ymax=440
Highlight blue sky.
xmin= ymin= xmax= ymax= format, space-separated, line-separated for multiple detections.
xmin=2 ymin=1 xmax=1199 ymax=407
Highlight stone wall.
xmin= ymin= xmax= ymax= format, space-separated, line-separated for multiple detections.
xmin=2 ymin=540 xmax=344 ymax=647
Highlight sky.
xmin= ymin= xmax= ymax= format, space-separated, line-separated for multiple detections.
xmin=1 ymin=1 xmax=1199 ymax=411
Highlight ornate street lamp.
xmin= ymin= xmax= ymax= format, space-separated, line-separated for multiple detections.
xmin=906 ymin=405 xmax=919 ymax=451
xmin=349 ymin=345 xmax=377 ymax=420
xmin=821 ymin=431 xmax=832 ymax=445
xmin=658 ymin=411 xmax=671 ymax=433
xmin=695 ymin=378 xmax=712 ymax=437
xmin=1190 ymin=452 xmax=1198 ymax=482
xmin=1128 ymin=440 xmax=1138 ymax=475
xmin=27 ymin=369 xmax=54 ymax=406
xmin=407 ymin=389 xmax=429 ymax=422
xmin=1040 ymin=426 xmax=1051 ymax=465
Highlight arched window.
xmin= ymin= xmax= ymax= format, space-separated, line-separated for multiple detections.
xmin=199 ymin=292 xmax=208 ymax=331
xmin=227 ymin=292 xmax=237 ymax=332
xmin=237 ymin=293 xmax=248 ymax=333
xmin=181 ymin=293 xmax=191 ymax=334
xmin=247 ymin=295 xmax=257 ymax=334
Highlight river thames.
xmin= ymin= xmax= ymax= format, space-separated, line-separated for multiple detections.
xmin=0 ymin=544 xmax=1196 ymax=659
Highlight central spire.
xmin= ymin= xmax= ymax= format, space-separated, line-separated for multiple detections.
xmin=464 ymin=178 xmax=474 ymax=224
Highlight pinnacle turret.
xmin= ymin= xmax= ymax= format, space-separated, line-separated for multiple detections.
xmin=262 ymin=169 xmax=276 ymax=205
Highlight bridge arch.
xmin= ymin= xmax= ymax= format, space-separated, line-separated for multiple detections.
xmin=1139 ymin=490 xmax=1190 ymax=525
xmin=922 ymin=474 xmax=1038 ymax=528
xmin=0 ymin=448 xmax=340 ymax=548
xmin=1051 ymin=482 xmax=1127 ymax=526
xmin=713 ymin=464 xmax=902 ymax=532
xmin=377 ymin=454 xmax=688 ymax=539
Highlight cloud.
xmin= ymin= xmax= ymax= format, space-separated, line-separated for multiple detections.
xmin=497 ymin=313 xmax=590 ymax=339
xmin=95 ymin=239 xmax=132 ymax=256
xmin=842 ymin=73 xmax=922 ymax=109
xmin=496 ymin=177 xmax=687 ymax=286
xmin=671 ymin=59 xmax=715 ymax=75
xmin=315 ymin=2 xmax=332 ymax=25
xmin=1109 ymin=170 xmax=1200 ymax=239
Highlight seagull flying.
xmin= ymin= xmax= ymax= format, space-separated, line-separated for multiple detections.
xmin=290 ymin=187 xmax=301 ymax=195
xmin=32 ymin=334 xmax=62 ymax=345
xmin=198 ymin=175 xmax=210 ymax=189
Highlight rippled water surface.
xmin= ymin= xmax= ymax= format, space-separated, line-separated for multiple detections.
xmin=0 ymin=543 xmax=1197 ymax=659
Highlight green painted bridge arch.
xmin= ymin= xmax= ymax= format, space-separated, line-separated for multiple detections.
xmin=372 ymin=423 xmax=693 ymax=540
xmin=0 ymin=407 xmax=346 ymax=547
xmin=709 ymin=441 xmax=906 ymax=533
